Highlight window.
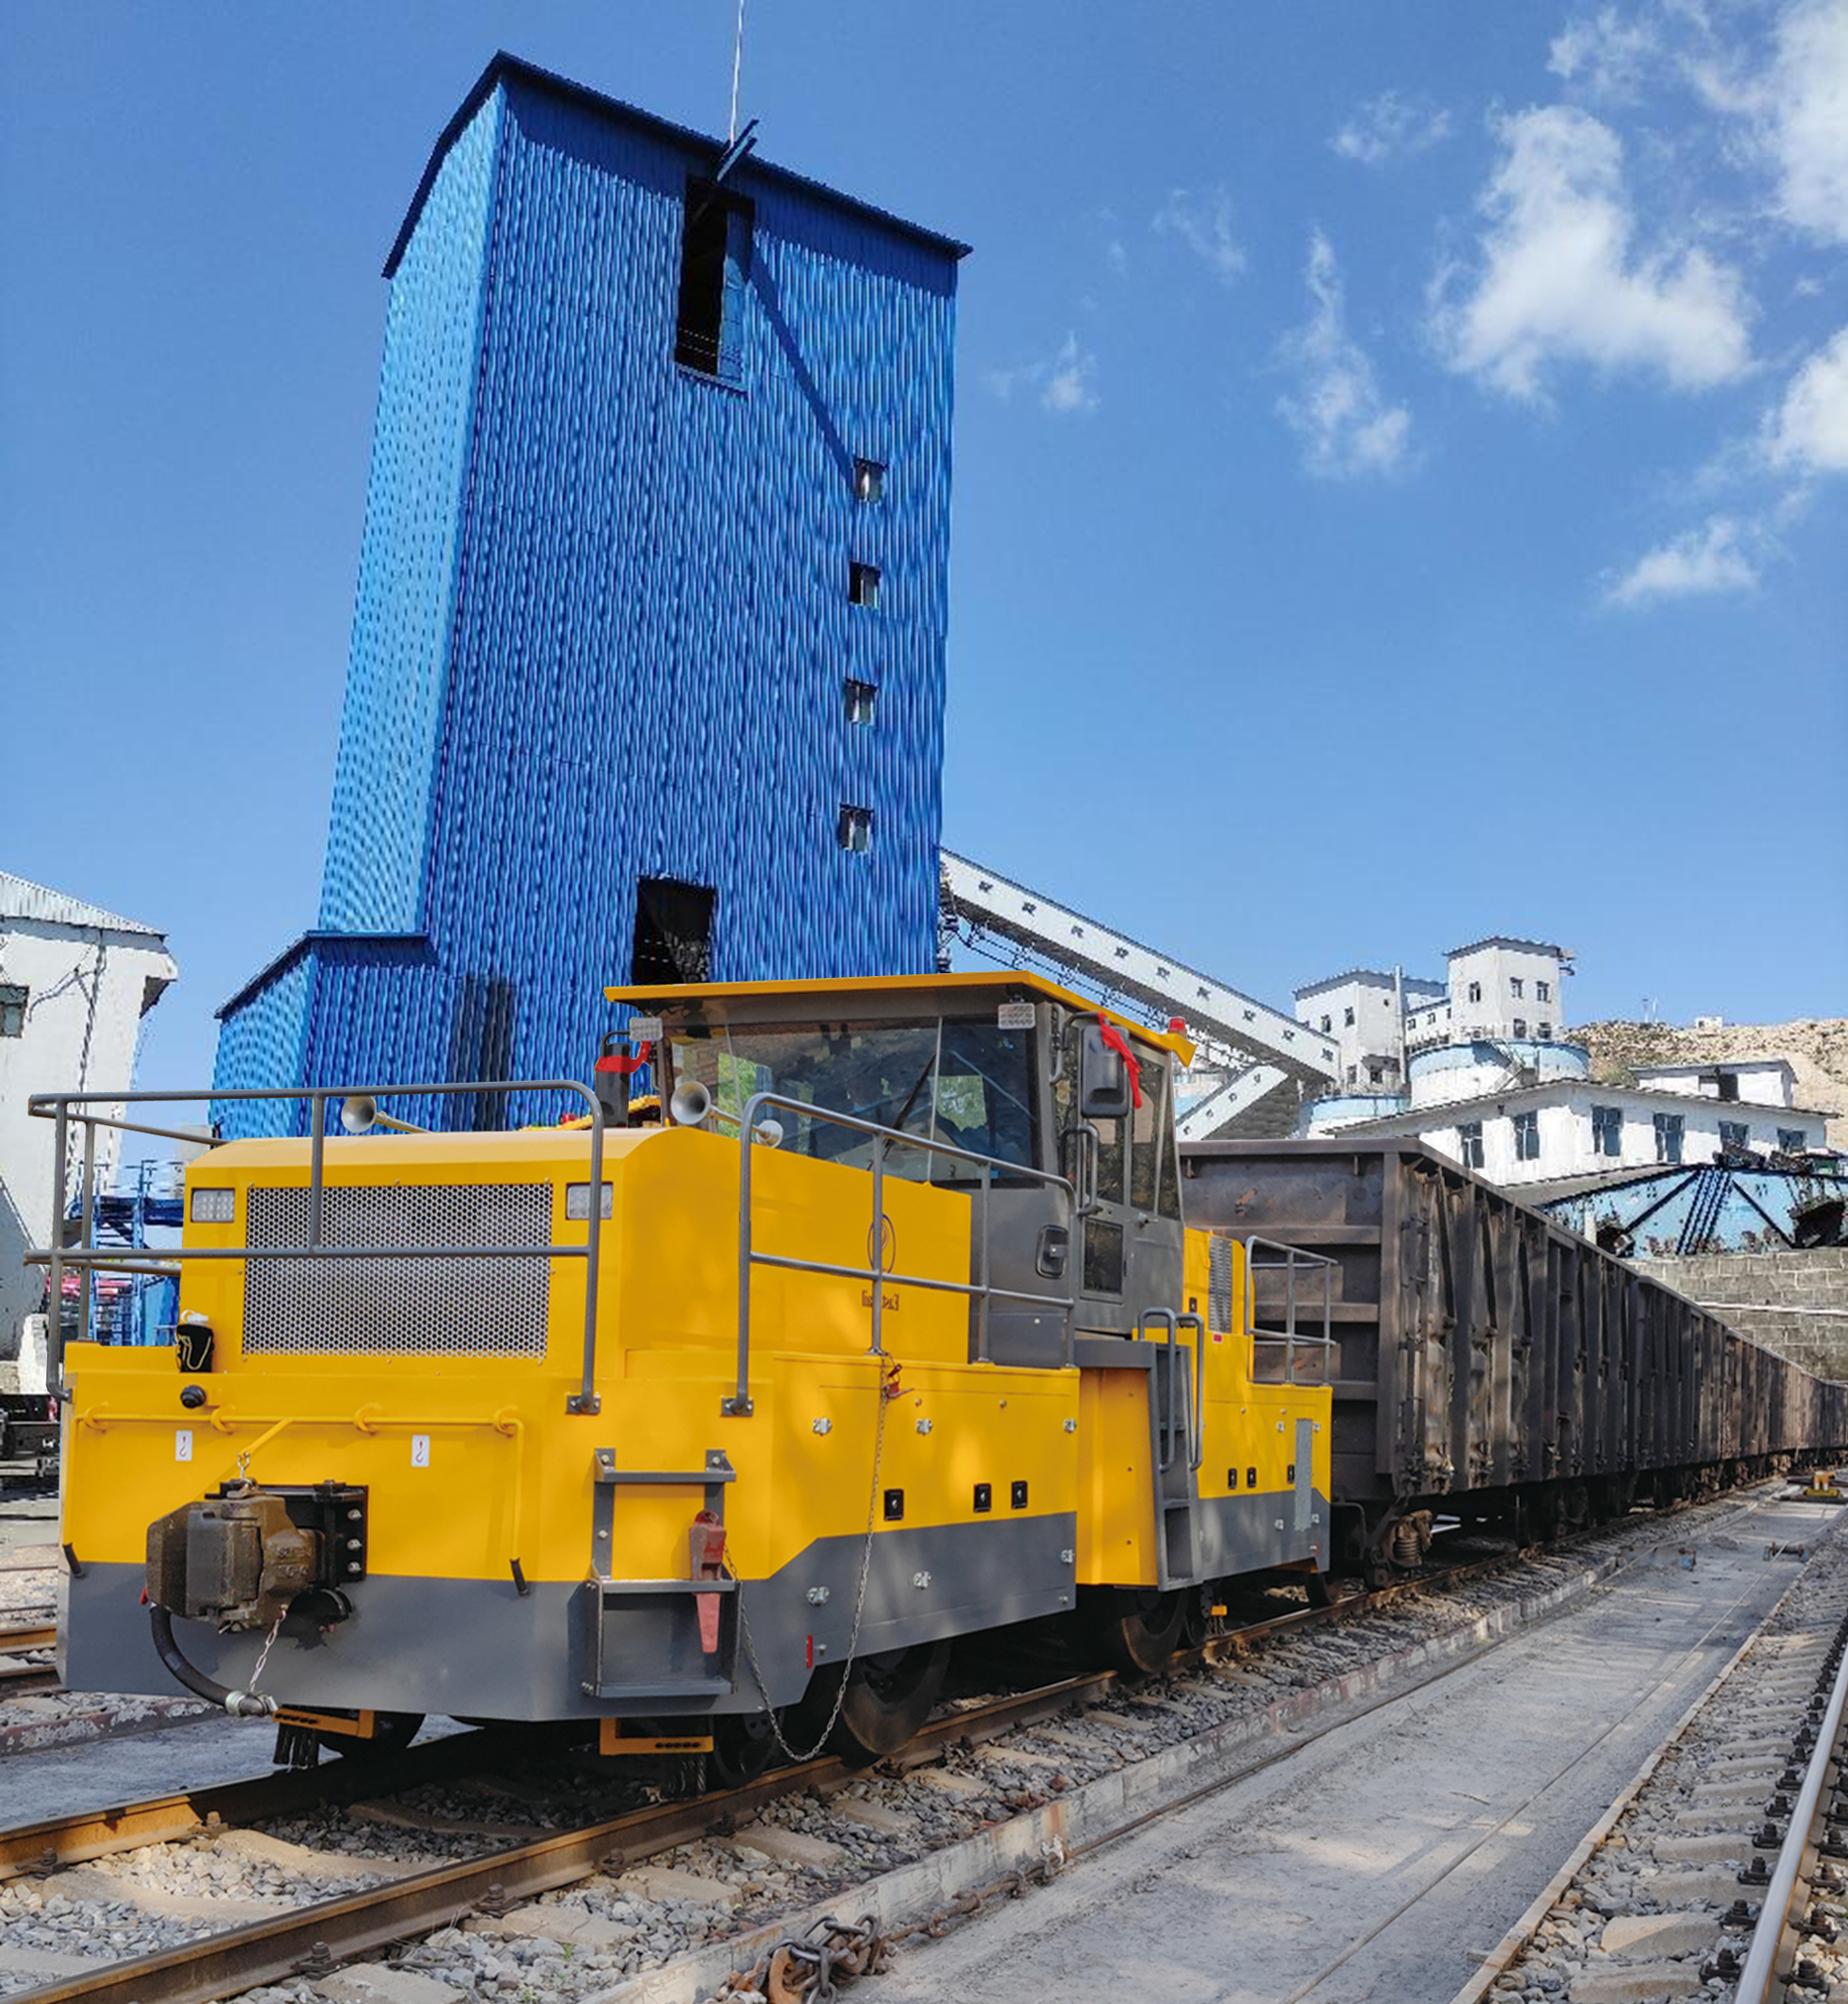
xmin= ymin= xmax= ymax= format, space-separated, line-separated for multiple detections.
xmin=1343 ymin=1005 xmax=1355 ymax=1027
xmin=843 ymin=678 xmax=878 ymax=727
xmin=1719 ymin=1120 xmax=1749 ymax=1152
xmin=848 ymin=561 xmax=880 ymax=608
xmin=674 ymin=180 xmax=752 ymax=382
xmin=1510 ymin=977 xmax=1524 ymax=999
xmin=837 ymin=803 xmax=874 ymax=852
xmin=1319 ymin=1015 xmax=1332 ymax=1034
xmin=853 ymin=458 xmax=885 ymax=503
xmin=1592 ymin=1104 xmax=1622 ymax=1156
xmin=1467 ymin=982 xmax=1482 ymax=1003
xmin=1513 ymin=1110 xmax=1540 ymax=1161
xmin=631 ymin=878 xmax=716 ymax=985
xmin=1458 ymin=1121 xmax=1484 ymax=1170
xmin=1778 ymin=1128 xmax=1806 ymax=1154
xmin=1716 ymin=1070 xmax=1740 ymax=1102
xmin=1537 ymin=1022 xmax=1553 ymax=1039
xmin=1512 ymin=1019 xmax=1527 ymax=1038
xmin=1366 ymin=1064 xmax=1383 ymax=1086
xmin=1537 ymin=980 xmax=1551 ymax=1002
xmin=0 ymin=985 xmax=24 ymax=1038
xmin=1655 ymin=1112 xmax=1685 ymax=1165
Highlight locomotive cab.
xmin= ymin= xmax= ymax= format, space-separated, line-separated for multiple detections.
xmin=638 ymin=977 xmax=1188 ymax=1367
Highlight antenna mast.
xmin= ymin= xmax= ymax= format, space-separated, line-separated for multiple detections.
xmin=728 ymin=0 xmax=748 ymax=142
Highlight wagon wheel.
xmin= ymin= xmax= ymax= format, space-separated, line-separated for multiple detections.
xmin=1095 ymin=1590 xmax=1185 ymax=1675
xmin=709 ymin=1709 xmax=778 ymax=1788
xmin=829 ymin=1642 xmax=951 ymax=1763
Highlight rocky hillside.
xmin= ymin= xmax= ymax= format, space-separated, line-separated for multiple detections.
xmin=1574 ymin=1018 xmax=1848 ymax=1151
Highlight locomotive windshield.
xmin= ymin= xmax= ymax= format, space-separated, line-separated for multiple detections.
xmin=665 ymin=1016 xmax=1037 ymax=1184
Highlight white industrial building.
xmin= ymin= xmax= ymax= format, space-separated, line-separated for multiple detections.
xmin=0 ymin=873 xmax=176 ymax=1357
xmin=1295 ymin=936 xmax=1827 ymax=1191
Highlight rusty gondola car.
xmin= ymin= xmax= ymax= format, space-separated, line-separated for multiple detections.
xmin=1179 ymin=1137 xmax=1848 ymax=1579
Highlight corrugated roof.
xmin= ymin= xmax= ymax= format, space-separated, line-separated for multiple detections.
xmin=0 ymin=870 xmax=164 ymax=939
xmin=384 ymin=52 xmax=972 ymax=279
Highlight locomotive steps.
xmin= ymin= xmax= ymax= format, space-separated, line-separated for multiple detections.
xmin=0 ymin=1483 xmax=1809 ymax=2004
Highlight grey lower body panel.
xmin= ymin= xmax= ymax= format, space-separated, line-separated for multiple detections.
xmin=60 ymin=1512 xmax=1080 ymax=1722
xmin=1184 ymin=1488 xmax=1330 ymax=1582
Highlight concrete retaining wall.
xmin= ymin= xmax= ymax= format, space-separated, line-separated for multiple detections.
xmin=1648 ymin=1249 xmax=1848 ymax=1380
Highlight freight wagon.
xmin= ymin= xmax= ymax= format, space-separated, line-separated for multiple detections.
xmin=1180 ymin=1137 xmax=1848 ymax=1580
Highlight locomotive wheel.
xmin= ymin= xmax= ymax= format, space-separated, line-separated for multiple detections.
xmin=709 ymin=1710 xmax=778 ymax=1788
xmin=320 ymin=1710 xmax=424 ymax=1760
xmin=1096 ymin=1590 xmax=1185 ymax=1675
xmin=828 ymin=1642 xmax=951 ymax=1763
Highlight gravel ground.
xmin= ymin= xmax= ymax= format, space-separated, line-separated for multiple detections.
xmin=0 ymin=1485 xmax=1818 ymax=2004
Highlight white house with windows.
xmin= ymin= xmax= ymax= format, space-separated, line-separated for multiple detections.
xmin=1301 ymin=1034 xmax=1827 ymax=1191
xmin=0 ymin=873 xmax=176 ymax=1357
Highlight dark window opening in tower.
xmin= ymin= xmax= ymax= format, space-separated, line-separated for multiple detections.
xmin=632 ymin=878 xmax=716 ymax=985
xmin=675 ymin=180 xmax=752 ymax=381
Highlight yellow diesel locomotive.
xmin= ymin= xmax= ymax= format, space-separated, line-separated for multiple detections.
xmin=45 ymin=973 xmax=1332 ymax=1770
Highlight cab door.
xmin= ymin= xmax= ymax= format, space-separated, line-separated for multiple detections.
xmin=1058 ymin=1018 xmax=1184 ymax=1339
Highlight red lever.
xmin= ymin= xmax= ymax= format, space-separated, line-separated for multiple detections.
xmin=689 ymin=1508 xmax=727 ymax=1654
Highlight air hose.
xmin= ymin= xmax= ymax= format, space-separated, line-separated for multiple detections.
xmin=148 ymin=1605 xmax=277 ymax=1718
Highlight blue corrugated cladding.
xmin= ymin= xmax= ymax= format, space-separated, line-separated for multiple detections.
xmin=215 ymin=69 xmax=959 ymax=1132
xmin=210 ymin=948 xmax=313 ymax=1136
xmin=318 ymin=96 xmax=504 ymax=935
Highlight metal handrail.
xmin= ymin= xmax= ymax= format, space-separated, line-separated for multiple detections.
xmin=1243 ymin=1235 xmax=1338 ymax=1387
xmin=725 ymin=1089 xmax=1077 ymax=1417
xmin=25 ymin=1082 xmax=609 ymax=1415
xmin=1139 ymin=1307 xmax=1205 ymax=1473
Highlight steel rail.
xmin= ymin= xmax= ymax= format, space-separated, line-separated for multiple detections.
xmin=0 ymin=1537 xmax=1572 ymax=2004
xmin=1733 ymin=1608 xmax=1848 ymax=2003
xmin=0 ymin=1622 xmax=59 ymax=1693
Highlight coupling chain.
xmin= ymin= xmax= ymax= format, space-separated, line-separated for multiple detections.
xmin=730 ymin=1358 xmax=899 ymax=1764
xmin=709 ymin=1843 xmax=1066 ymax=2003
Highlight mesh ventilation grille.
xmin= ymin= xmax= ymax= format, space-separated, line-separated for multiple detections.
xmin=244 ymin=1184 xmax=552 ymax=1357
xmin=1208 ymin=1236 xmax=1235 ymax=1336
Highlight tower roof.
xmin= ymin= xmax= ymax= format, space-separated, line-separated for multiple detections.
xmin=385 ymin=52 xmax=973 ymax=278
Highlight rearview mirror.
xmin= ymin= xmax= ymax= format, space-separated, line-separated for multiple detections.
xmin=1078 ymin=1024 xmax=1133 ymax=1120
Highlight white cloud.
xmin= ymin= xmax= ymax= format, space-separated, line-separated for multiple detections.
xmin=1151 ymin=187 xmax=1246 ymax=285
xmin=1548 ymin=8 xmax=1661 ymax=102
xmin=1435 ymin=106 xmax=1754 ymax=401
xmin=1277 ymin=232 xmax=1413 ymax=480
xmin=986 ymin=331 xmax=1100 ymax=416
xmin=1604 ymin=514 xmax=1760 ymax=605
xmin=1330 ymin=90 xmax=1453 ymax=166
xmin=1768 ymin=326 xmax=1848 ymax=473
xmin=1768 ymin=0 xmax=1848 ymax=243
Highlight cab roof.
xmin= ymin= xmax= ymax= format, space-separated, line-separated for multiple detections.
xmin=604 ymin=971 xmax=1197 ymax=1065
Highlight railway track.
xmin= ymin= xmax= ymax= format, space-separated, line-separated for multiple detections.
xmin=0 ymin=1519 xmax=1705 ymax=2004
xmin=0 ymin=1622 xmax=58 ymax=1698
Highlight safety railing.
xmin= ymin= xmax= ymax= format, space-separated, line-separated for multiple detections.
xmin=25 ymin=1082 xmax=610 ymax=1415
xmin=726 ymin=1090 xmax=1077 ymax=1416
xmin=1243 ymin=1236 xmax=1339 ymax=1387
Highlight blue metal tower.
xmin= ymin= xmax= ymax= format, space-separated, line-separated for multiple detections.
xmin=214 ymin=55 xmax=965 ymax=1133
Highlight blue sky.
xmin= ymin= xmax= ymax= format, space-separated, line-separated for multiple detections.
xmin=2 ymin=1 xmax=1843 ymax=1095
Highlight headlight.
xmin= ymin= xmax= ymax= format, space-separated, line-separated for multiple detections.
xmin=564 ymin=1182 xmax=613 ymax=1221
xmin=189 ymin=1187 xmax=235 ymax=1223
